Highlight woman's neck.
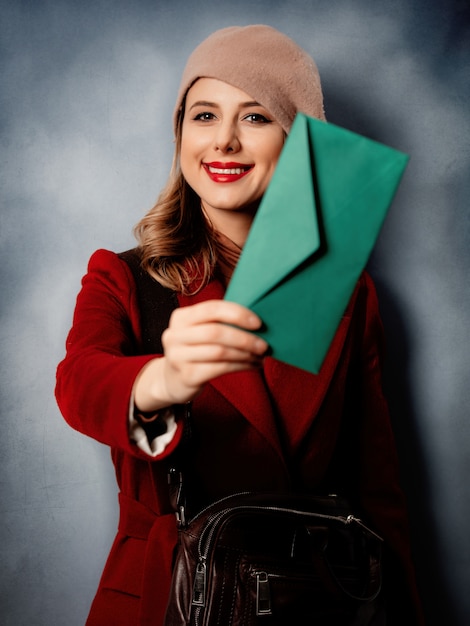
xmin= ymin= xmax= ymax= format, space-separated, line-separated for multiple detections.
xmin=213 ymin=231 xmax=243 ymax=287
xmin=202 ymin=205 xmax=255 ymax=248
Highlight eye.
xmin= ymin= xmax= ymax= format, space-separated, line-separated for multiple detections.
xmin=244 ymin=113 xmax=272 ymax=124
xmin=193 ymin=112 xmax=217 ymax=121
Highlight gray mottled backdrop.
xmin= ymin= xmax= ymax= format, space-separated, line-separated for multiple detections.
xmin=1 ymin=0 xmax=469 ymax=624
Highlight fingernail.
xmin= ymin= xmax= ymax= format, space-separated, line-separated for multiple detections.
xmin=248 ymin=314 xmax=261 ymax=328
xmin=255 ymin=338 xmax=268 ymax=353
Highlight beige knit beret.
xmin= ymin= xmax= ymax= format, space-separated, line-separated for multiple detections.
xmin=173 ymin=24 xmax=325 ymax=134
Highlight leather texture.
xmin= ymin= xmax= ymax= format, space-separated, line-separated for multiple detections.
xmin=163 ymin=492 xmax=384 ymax=626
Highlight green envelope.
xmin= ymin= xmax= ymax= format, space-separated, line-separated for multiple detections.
xmin=224 ymin=113 xmax=409 ymax=374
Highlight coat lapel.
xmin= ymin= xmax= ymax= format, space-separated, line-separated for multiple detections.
xmin=263 ymin=283 xmax=359 ymax=456
xmin=209 ymin=368 xmax=283 ymax=460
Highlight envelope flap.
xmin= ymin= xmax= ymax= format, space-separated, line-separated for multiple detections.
xmin=308 ymin=115 xmax=409 ymax=226
xmin=225 ymin=115 xmax=321 ymax=307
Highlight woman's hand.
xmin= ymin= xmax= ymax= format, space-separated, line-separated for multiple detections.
xmin=133 ymin=300 xmax=268 ymax=411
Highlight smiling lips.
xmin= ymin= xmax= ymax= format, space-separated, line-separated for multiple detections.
xmin=203 ymin=161 xmax=254 ymax=183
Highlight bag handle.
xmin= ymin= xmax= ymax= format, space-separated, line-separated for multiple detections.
xmin=312 ymin=524 xmax=383 ymax=603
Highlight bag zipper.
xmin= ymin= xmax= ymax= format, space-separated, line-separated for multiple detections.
xmin=190 ymin=501 xmax=381 ymax=612
xmin=255 ymin=571 xmax=272 ymax=616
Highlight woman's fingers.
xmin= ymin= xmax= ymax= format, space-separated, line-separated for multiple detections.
xmin=169 ymin=299 xmax=263 ymax=331
xmin=162 ymin=299 xmax=268 ymax=362
xmin=163 ymin=321 xmax=267 ymax=357
xmin=161 ymin=300 xmax=268 ymax=399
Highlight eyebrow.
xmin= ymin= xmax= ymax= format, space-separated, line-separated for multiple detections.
xmin=188 ymin=100 xmax=262 ymax=111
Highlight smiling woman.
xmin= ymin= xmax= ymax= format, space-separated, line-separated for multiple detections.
xmin=55 ymin=24 xmax=424 ymax=626
xmin=180 ymin=78 xmax=285 ymax=244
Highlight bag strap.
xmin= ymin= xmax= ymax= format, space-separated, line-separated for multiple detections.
xmin=118 ymin=248 xmax=179 ymax=355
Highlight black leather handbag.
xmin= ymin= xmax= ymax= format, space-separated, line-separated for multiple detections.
xmin=163 ymin=476 xmax=384 ymax=626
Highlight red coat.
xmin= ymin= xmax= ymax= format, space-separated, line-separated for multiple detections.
xmin=56 ymin=249 xmax=423 ymax=625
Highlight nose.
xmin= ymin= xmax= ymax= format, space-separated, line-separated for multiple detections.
xmin=214 ymin=120 xmax=240 ymax=153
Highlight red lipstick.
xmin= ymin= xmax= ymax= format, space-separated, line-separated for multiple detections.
xmin=203 ymin=161 xmax=254 ymax=183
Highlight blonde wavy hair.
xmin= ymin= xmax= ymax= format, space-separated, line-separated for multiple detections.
xmin=133 ymin=111 xmax=219 ymax=295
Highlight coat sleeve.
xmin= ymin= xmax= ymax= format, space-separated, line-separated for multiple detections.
xmin=55 ymin=249 xmax=183 ymax=460
xmin=357 ymin=273 xmax=424 ymax=625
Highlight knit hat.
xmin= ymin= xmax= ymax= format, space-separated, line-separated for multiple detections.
xmin=173 ymin=25 xmax=325 ymax=135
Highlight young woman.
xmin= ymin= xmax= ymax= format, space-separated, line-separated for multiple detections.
xmin=56 ymin=25 xmax=424 ymax=625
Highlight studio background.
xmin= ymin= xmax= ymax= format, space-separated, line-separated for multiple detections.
xmin=1 ymin=1 xmax=469 ymax=624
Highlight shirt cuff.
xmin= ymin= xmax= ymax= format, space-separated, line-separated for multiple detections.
xmin=128 ymin=394 xmax=178 ymax=457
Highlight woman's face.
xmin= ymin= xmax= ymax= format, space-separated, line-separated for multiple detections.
xmin=180 ymin=78 xmax=285 ymax=236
